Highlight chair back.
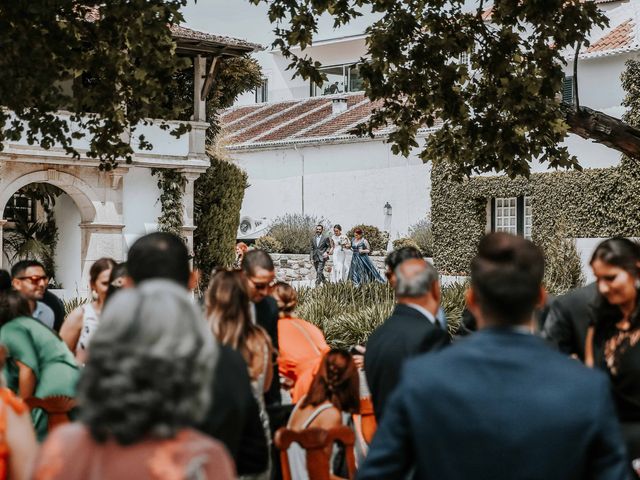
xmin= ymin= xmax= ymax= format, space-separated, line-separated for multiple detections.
xmin=25 ymin=396 xmax=77 ymax=432
xmin=274 ymin=426 xmax=356 ymax=480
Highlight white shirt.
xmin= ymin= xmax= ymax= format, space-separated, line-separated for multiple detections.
xmin=405 ymin=303 xmax=440 ymax=328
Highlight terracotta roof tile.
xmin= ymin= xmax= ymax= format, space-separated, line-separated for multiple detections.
xmin=255 ymin=104 xmax=334 ymax=142
xmin=304 ymin=99 xmax=379 ymax=138
xmin=220 ymin=105 xmax=263 ymax=124
xmin=226 ymin=101 xmax=298 ymax=135
xmin=586 ymin=19 xmax=634 ymax=53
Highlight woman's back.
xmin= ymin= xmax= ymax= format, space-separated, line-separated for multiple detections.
xmin=33 ymin=424 xmax=235 ymax=480
xmin=278 ymin=318 xmax=329 ymax=403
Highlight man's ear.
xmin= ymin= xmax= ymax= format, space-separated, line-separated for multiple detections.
xmin=188 ymin=270 xmax=200 ymax=292
xmin=536 ymin=286 xmax=548 ymax=310
xmin=121 ymin=276 xmax=135 ymax=289
xmin=432 ymin=281 xmax=442 ymax=305
xmin=11 ymin=278 xmax=20 ymax=290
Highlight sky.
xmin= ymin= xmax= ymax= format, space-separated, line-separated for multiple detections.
xmin=181 ymin=0 xmax=379 ymax=47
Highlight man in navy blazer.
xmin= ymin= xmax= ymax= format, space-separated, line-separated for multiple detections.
xmin=365 ymin=256 xmax=450 ymax=421
xmin=359 ymin=233 xmax=629 ymax=480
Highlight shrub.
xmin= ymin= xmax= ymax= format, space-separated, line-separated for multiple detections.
xmin=194 ymin=155 xmax=248 ymax=285
xmin=268 ymin=214 xmax=331 ymax=254
xmin=255 ymin=235 xmax=282 ymax=253
xmin=295 ymin=281 xmax=466 ymax=347
xmin=346 ymin=224 xmax=388 ymax=252
xmin=409 ymin=218 xmax=434 ymax=257
xmin=543 ymin=223 xmax=585 ymax=296
xmin=392 ymin=237 xmax=421 ymax=253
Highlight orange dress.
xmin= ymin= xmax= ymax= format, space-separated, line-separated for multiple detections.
xmin=0 ymin=388 xmax=27 ymax=480
xmin=277 ymin=317 xmax=330 ymax=403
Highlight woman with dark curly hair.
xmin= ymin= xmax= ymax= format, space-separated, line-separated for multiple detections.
xmin=32 ymin=280 xmax=235 ymax=480
xmin=586 ymin=238 xmax=640 ymax=475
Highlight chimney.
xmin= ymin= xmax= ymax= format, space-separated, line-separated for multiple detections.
xmin=331 ymin=97 xmax=348 ymax=115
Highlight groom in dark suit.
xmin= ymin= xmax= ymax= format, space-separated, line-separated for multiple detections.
xmin=359 ymin=233 xmax=628 ymax=480
xmin=310 ymin=224 xmax=331 ymax=285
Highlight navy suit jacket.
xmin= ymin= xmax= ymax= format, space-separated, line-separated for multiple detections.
xmin=365 ymin=303 xmax=450 ymax=421
xmin=359 ymin=328 xmax=629 ymax=480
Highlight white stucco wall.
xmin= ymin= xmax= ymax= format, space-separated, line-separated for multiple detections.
xmin=53 ymin=193 xmax=82 ymax=293
xmin=231 ymin=138 xmax=431 ymax=237
xmin=122 ymin=166 xmax=162 ymax=251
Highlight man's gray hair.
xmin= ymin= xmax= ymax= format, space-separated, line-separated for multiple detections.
xmin=78 ymin=279 xmax=218 ymax=444
xmin=394 ymin=259 xmax=439 ymax=297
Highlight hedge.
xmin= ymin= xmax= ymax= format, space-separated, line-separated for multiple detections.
xmin=431 ymin=159 xmax=640 ymax=277
xmin=194 ymin=155 xmax=248 ymax=285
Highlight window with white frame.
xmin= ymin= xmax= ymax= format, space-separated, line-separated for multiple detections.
xmin=255 ymin=78 xmax=268 ymax=103
xmin=491 ymin=196 xmax=532 ymax=239
xmin=310 ymin=63 xmax=364 ymax=97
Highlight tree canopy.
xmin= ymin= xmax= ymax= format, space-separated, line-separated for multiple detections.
xmin=249 ymin=0 xmax=635 ymax=177
xmin=1 ymin=1 xmax=193 ymax=170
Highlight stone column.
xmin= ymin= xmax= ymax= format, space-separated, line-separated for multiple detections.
xmin=181 ymin=172 xmax=201 ymax=256
xmin=193 ymin=56 xmax=207 ymax=122
xmin=79 ymin=222 xmax=125 ymax=297
xmin=0 ymin=219 xmax=6 ymax=269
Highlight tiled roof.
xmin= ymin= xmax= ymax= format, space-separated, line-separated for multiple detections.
xmin=221 ymin=93 xmax=389 ymax=149
xmin=84 ymin=7 xmax=260 ymax=53
xmin=580 ymin=2 xmax=640 ymax=58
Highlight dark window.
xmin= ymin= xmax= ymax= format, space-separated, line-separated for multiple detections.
xmin=255 ymin=78 xmax=268 ymax=103
xmin=562 ymin=76 xmax=574 ymax=105
xmin=4 ymin=194 xmax=35 ymax=223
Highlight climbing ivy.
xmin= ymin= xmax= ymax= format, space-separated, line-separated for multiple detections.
xmin=151 ymin=168 xmax=186 ymax=238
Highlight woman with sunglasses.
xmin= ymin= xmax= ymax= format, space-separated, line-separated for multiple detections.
xmin=0 ymin=290 xmax=79 ymax=441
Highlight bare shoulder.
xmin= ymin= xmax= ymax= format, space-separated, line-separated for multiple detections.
xmin=313 ymin=406 xmax=342 ymax=430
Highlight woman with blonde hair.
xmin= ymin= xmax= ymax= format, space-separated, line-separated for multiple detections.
xmin=273 ymin=282 xmax=329 ymax=403
xmin=206 ymin=269 xmax=274 ymax=480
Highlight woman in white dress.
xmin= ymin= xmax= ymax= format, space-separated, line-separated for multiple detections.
xmin=330 ymin=225 xmax=350 ymax=282
xmin=60 ymin=257 xmax=115 ymax=364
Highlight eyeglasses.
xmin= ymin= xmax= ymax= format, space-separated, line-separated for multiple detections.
xmin=250 ymin=279 xmax=277 ymax=291
xmin=16 ymin=275 xmax=49 ymax=285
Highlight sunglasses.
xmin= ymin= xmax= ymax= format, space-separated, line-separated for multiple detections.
xmin=250 ymin=279 xmax=277 ymax=291
xmin=16 ymin=275 xmax=49 ymax=285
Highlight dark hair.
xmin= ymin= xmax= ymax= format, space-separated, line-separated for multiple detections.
xmin=333 ymin=224 xmax=342 ymax=231
xmin=273 ymin=282 xmax=297 ymax=314
xmin=241 ymin=249 xmax=274 ymax=276
xmin=0 ymin=291 xmax=32 ymax=326
xmin=127 ymin=233 xmax=190 ymax=287
xmin=105 ymin=262 xmax=128 ymax=303
xmin=79 ymin=280 xmax=216 ymax=445
xmin=590 ymin=238 xmax=640 ymax=331
xmin=354 ymin=228 xmax=363 ymax=235
xmin=470 ymin=233 xmax=544 ymax=325
xmin=300 ymin=349 xmax=359 ymax=414
xmin=90 ymin=258 xmax=116 ymax=285
xmin=316 ymin=224 xmax=324 ymax=229
xmin=11 ymin=260 xmax=45 ymax=279
xmin=0 ymin=270 xmax=11 ymax=292
xmin=385 ymin=246 xmax=422 ymax=270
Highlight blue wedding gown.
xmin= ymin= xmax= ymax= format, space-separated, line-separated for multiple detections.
xmin=349 ymin=238 xmax=386 ymax=286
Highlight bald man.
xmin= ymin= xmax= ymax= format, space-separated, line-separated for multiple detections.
xmin=365 ymin=258 xmax=451 ymax=420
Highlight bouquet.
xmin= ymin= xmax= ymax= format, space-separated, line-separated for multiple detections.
xmin=339 ymin=234 xmax=351 ymax=249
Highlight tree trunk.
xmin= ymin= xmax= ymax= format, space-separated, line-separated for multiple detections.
xmin=563 ymin=103 xmax=640 ymax=160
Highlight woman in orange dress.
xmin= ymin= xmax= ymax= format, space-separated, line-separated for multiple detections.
xmin=274 ymin=282 xmax=330 ymax=403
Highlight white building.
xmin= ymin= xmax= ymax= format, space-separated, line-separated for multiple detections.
xmin=224 ymin=0 xmax=638 ymax=264
xmin=0 ymin=26 xmax=258 ymax=296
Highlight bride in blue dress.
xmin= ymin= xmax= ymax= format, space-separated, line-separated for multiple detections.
xmin=349 ymin=228 xmax=386 ymax=286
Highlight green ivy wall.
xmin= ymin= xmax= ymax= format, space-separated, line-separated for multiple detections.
xmin=431 ymin=159 xmax=640 ymax=274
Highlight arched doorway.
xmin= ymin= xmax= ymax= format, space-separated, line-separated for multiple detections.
xmin=0 ymin=167 xmax=123 ymax=298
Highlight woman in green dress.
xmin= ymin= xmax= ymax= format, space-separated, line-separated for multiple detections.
xmin=0 ymin=290 xmax=80 ymax=441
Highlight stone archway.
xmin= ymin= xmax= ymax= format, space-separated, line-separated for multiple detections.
xmin=0 ymin=166 xmax=125 ymax=295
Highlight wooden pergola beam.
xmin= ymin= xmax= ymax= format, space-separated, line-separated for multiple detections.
xmin=201 ymin=55 xmax=221 ymax=101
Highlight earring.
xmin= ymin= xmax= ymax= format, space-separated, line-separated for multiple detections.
xmin=91 ymin=290 xmax=98 ymax=301
xmin=635 ymin=279 xmax=640 ymax=290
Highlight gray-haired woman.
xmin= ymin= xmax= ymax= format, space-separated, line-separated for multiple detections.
xmin=33 ymin=280 xmax=235 ymax=480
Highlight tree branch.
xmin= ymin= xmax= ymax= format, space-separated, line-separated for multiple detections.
xmin=562 ymin=103 xmax=640 ymax=160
